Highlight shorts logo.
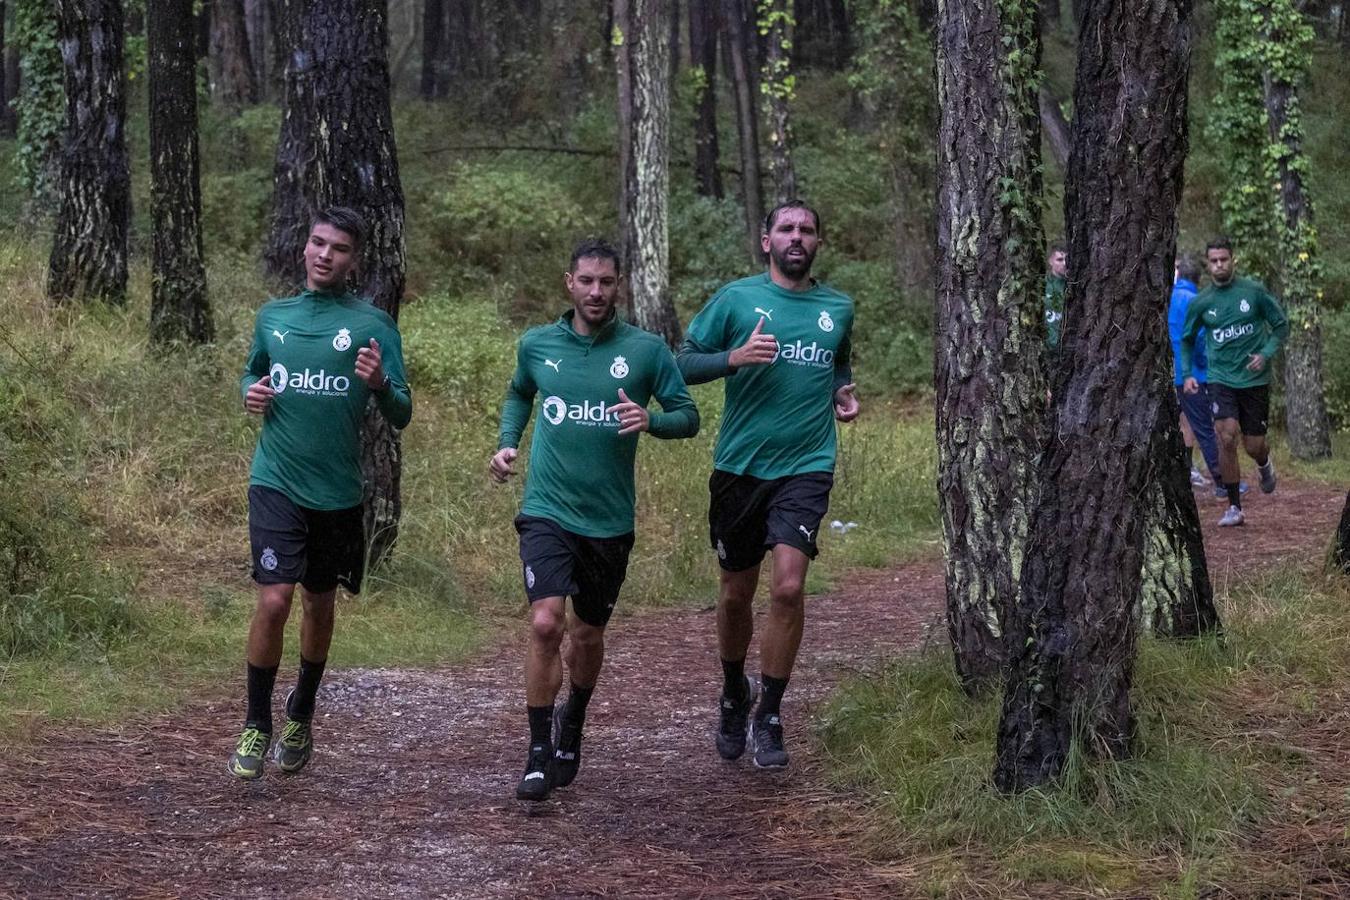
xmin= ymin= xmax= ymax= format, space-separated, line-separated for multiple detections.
xmin=333 ymin=328 xmax=352 ymax=351
xmin=269 ymin=362 xmax=289 ymax=393
xmin=1046 ymin=310 xmax=1063 ymax=324
xmin=1213 ymin=402 xmax=1220 ymax=416
xmin=716 ymin=539 xmax=727 ymax=561
xmin=798 ymin=524 xmax=816 ymax=542
xmin=1239 ymin=299 xmax=1250 ymax=313
xmin=259 ymin=547 xmax=278 ymax=571
xmin=610 ymin=356 xmax=629 ymax=379
xmin=542 ymin=396 xmax=567 ymax=425
xmin=818 ymin=311 xmax=834 ymax=332
xmin=525 ymin=565 xmax=535 ymax=589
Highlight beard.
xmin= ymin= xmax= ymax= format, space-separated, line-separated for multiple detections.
xmin=771 ymin=243 xmax=816 ymax=280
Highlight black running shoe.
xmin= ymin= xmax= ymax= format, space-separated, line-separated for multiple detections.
xmin=552 ymin=706 xmax=584 ymax=788
xmin=515 ymin=742 xmax=554 ymax=801
xmin=716 ymin=675 xmax=757 ymax=760
xmin=273 ymin=689 xmax=314 ymax=774
xmin=750 ymin=712 xmax=789 ymax=769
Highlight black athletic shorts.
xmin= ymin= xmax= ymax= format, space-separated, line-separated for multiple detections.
xmin=708 ymin=470 xmax=834 ymax=572
xmin=1210 ymin=383 xmax=1270 ymax=437
xmin=248 ymin=485 xmax=365 ymax=594
xmin=515 ymin=515 xmax=635 ymax=628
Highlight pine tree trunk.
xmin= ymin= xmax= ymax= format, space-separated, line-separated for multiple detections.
xmin=1138 ymin=390 xmax=1220 ymax=637
xmin=0 ymin=1 xmax=12 ymax=138
xmin=689 ymin=0 xmax=722 ymax=198
xmin=1334 ymin=490 xmax=1350 ymax=574
xmin=758 ymin=0 xmax=796 ymax=203
xmin=149 ymin=0 xmax=213 ymax=345
xmin=48 ymin=0 xmax=129 ymax=305
xmin=265 ymin=0 xmax=408 ymax=568
xmin=723 ymin=0 xmax=763 ymax=266
xmin=994 ymin=0 xmax=1193 ymax=793
xmin=616 ymin=0 xmax=681 ymax=345
xmin=244 ymin=0 xmax=267 ymax=88
xmin=934 ymin=0 xmax=1047 ymax=692
xmin=420 ymin=0 xmax=445 ymax=98
xmin=210 ymin=0 xmax=259 ymax=105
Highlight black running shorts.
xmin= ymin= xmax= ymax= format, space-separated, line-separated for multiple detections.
xmin=1210 ymin=382 xmax=1270 ymax=437
xmin=515 ymin=515 xmax=635 ymax=628
xmin=248 ymin=485 xmax=365 ymax=594
xmin=707 ymin=470 xmax=834 ymax=572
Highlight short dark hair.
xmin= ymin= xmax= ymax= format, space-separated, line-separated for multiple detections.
xmin=312 ymin=206 xmax=368 ymax=250
xmin=763 ymin=201 xmax=822 ymax=238
xmin=1048 ymin=240 xmax=1067 ymax=256
xmin=569 ymin=238 xmax=622 ymax=274
xmin=1206 ymin=236 xmax=1233 ymax=254
xmin=1176 ymin=253 xmax=1202 ymax=283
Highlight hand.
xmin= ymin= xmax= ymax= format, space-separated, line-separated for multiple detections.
xmin=244 ymin=376 xmax=275 ymax=415
xmin=1183 ymin=377 xmax=1199 ymax=395
xmin=356 ymin=338 xmax=387 ymax=389
xmin=834 ymin=383 xmax=860 ymax=422
xmin=489 ymin=447 xmax=518 ymax=484
xmin=1246 ymin=353 xmax=1266 ymax=373
xmin=727 ymin=316 xmax=778 ymax=369
xmin=613 ymin=388 xmax=650 ymax=435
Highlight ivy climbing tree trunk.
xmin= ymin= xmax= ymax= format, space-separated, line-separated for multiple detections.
xmin=689 ymin=0 xmax=723 ymax=198
xmin=148 ymin=0 xmax=213 ymax=344
xmin=723 ymin=0 xmax=763 ymax=265
xmin=934 ymin=0 xmax=1046 ymax=691
xmin=615 ymin=0 xmax=681 ymax=345
xmin=757 ymin=0 xmax=796 ymax=203
xmin=994 ymin=0 xmax=1193 ymax=792
xmin=210 ymin=0 xmax=259 ymax=106
xmin=265 ymin=0 xmax=408 ymax=568
xmin=48 ymin=0 xmax=129 ymax=305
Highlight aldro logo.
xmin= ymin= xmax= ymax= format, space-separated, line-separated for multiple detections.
xmin=542 ymin=395 xmax=621 ymax=428
xmin=269 ymin=362 xmax=352 ymax=397
xmin=1211 ymin=323 xmax=1256 ymax=345
xmin=773 ymin=340 xmax=836 ymax=369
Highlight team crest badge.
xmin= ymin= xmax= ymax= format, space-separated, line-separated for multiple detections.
xmin=1239 ymin=299 xmax=1250 ymax=313
xmin=610 ymin=356 xmax=629 ymax=379
xmin=818 ymin=311 xmax=834 ymax=332
xmin=333 ymin=328 xmax=352 ymax=351
xmin=525 ymin=565 xmax=536 ymax=589
xmin=260 ymin=547 xmax=278 ymax=571
xmin=716 ymin=540 xmax=727 ymax=561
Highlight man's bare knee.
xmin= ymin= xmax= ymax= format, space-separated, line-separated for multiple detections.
xmin=531 ymin=605 xmax=565 ymax=648
xmin=255 ymin=586 xmax=294 ymax=628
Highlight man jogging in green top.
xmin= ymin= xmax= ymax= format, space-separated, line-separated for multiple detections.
xmin=677 ymin=201 xmax=859 ymax=770
xmin=229 ymin=207 xmax=412 ymax=780
xmin=490 ymin=239 xmax=699 ymax=802
xmin=1181 ymin=236 xmax=1288 ymax=527
xmin=1044 ymin=240 xmax=1067 ymax=356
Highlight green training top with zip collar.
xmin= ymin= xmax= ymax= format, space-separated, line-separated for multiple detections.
xmin=1180 ymin=276 xmax=1288 ymax=389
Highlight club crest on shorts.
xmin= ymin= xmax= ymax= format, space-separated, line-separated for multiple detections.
xmin=818 ymin=311 xmax=834 ymax=332
xmin=260 ymin=547 xmax=278 ymax=571
xmin=1239 ymin=299 xmax=1250 ymax=313
xmin=525 ymin=565 xmax=536 ymax=589
xmin=333 ymin=328 xmax=352 ymax=351
xmin=610 ymin=356 xmax=629 ymax=379
xmin=716 ymin=539 xmax=727 ymax=561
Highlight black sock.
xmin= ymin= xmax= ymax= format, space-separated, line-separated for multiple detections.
xmin=246 ymin=662 xmax=279 ymax=733
xmin=290 ymin=656 xmax=327 ymax=721
xmin=758 ymin=674 xmax=789 ymax=719
xmin=528 ymin=705 xmax=553 ymax=746
xmin=721 ymin=657 xmax=747 ymax=699
xmin=1226 ymin=482 xmax=1241 ymax=508
xmin=564 ymin=682 xmax=594 ymax=725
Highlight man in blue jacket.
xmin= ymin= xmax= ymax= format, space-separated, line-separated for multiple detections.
xmin=1169 ymin=253 xmax=1232 ymax=496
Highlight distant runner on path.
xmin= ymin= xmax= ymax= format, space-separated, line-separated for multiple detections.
xmin=1044 ymin=239 xmax=1067 ymax=359
xmin=677 ymin=201 xmax=859 ymax=770
xmin=230 ymin=207 xmax=412 ymax=780
xmin=490 ymin=239 xmax=699 ymax=802
xmin=1182 ymin=236 xmax=1288 ymax=528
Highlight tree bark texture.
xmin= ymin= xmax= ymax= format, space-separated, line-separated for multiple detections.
xmin=994 ymin=0 xmax=1193 ymax=792
xmin=758 ymin=0 xmax=797 ymax=204
xmin=1138 ymin=391 xmax=1219 ymax=637
xmin=210 ymin=0 xmax=259 ymax=105
xmin=615 ymin=0 xmax=681 ymax=346
xmin=265 ymin=0 xmax=408 ymax=567
xmin=934 ymin=0 xmax=1047 ymax=692
xmin=1334 ymin=490 xmax=1350 ymax=574
xmin=1038 ymin=84 xmax=1071 ymax=170
xmin=420 ymin=0 xmax=446 ymax=98
xmin=48 ymin=0 xmax=129 ymax=305
xmin=689 ymin=0 xmax=722 ymax=197
xmin=244 ymin=0 xmax=267 ymax=88
xmin=149 ymin=0 xmax=213 ymax=345
xmin=723 ymin=0 xmax=763 ymax=265
xmin=0 ymin=1 xmax=12 ymax=138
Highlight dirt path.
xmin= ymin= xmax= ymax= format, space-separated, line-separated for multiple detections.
xmin=1 ymin=479 xmax=1342 ymax=900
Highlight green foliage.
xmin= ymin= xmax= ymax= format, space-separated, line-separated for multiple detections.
xmin=667 ymin=193 xmax=748 ymax=318
xmin=400 ymin=295 xmax=516 ymax=412
xmin=1321 ymin=306 xmax=1350 ymax=427
xmin=13 ymin=0 xmax=64 ymax=214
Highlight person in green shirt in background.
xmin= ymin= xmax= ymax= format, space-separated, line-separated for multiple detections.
xmin=229 ymin=207 xmax=413 ymax=780
xmin=677 ymin=201 xmax=859 ymax=770
xmin=1044 ymin=240 xmax=1067 ymax=356
xmin=490 ymin=239 xmax=699 ymax=802
xmin=1181 ymin=236 xmax=1288 ymax=527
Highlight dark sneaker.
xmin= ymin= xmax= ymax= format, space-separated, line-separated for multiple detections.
xmin=1213 ymin=481 xmax=1249 ymax=500
xmin=516 ymin=742 xmax=553 ymax=801
xmin=1258 ymin=461 xmax=1277 ymax=494
xmin=273 ymin=691 xmax=314 ymax=774
xmin=716 ymin=676 xmax=758 ymax=761
xmin=750 ymin=713 xmax=789 ymax=769
xmin=228 ymin=726 xmax=271 ymax=780
xmin=552 ymin=706 xmax=584 ymax=788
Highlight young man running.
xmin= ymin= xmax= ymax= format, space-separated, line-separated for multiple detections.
xmin=490 ymin=239 xmax=698 ymax=802
xmin=1169 ymin=254 xmax=1224 ymax=489
xmin=1181 ymin=237 xmax=1288 ymax=527
xmin=677 ymin=201 xmax=859 ymax=770
xmin=229 ymin=207 xmax=412 ymax=779
xmin=1044 ymin=240 xmax=1067 ymax=356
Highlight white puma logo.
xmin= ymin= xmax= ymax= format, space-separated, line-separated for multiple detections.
xmin=545 ymin=359 xmax=561 ymax=372
xmin=272 ymin=329 xmax=289 ymax=343
xmin=754 ymin=307 xmax=774 ymax=321
xmin=798 ymin=524 xmax=815 ymax=542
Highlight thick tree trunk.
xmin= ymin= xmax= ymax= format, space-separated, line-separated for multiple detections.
xmin=1334 ymin=490 xmax=1350 ymax=574
xmin=244 ymin=0 xmax=267 ymax=87
xmin=994 ymin=0 xmax=1193 ymax=792
xmin=758 ymin=0 xmax=796 ymax=203
xmin=1138 ymin=390 xmax=1220 ymax=637
xmin=420 ymin=0 xmax=445 ymax=98
xmin=616 ymin=0 xmax=681 ymax=346
xmin=48 ymin=0 xmax=129 ymax=305
xmin=1038 ymin=84 xmax=1071 ymax=170
xmin=149 ymin=0 xmax=213 ymax=345
xmin=0 ymin=1 xmax=12 ymax=138
xmin=724 ymin=0 xmax=763 ymax=266
xmin=265 ymin=0 xmax=408 ymax=567
xmin=689 ymin=0 xmax=722 ymax=198
xmin=934 ymin=0 xmax=1047 ymax=692
xmin=266 ymin=0 xmax=285 ymax=97
xmin=210 ymin=0 xmax=259 ymax=105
